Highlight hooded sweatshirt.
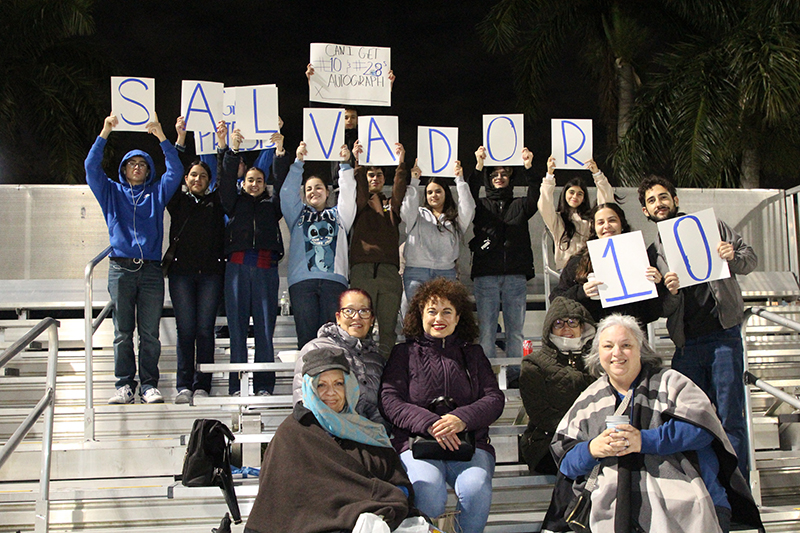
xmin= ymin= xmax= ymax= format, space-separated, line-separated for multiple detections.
xmin=85 ymin=137 xmax=183 ymax=260
xmin=468 ymin=166 xmax=539 ymax=279
xmin=519 ymin=297 xmax=596 ymax=470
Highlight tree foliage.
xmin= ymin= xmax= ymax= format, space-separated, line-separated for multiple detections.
xmin=0 ymin=0 xmax=110 ymax=183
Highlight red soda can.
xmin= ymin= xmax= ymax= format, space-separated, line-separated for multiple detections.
xmin=523 ymin=339 xmax=534 ymax=357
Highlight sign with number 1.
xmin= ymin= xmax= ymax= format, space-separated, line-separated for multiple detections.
xmin=657 ymin=208 xmax=730 ymax=289
xmin=587 ymin=231 xmax=657 ymax=308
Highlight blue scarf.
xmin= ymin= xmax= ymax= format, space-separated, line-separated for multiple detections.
xmin=302 ymin=372 xmax=392 ymax=448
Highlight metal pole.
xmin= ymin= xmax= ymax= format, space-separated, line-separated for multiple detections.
xmin=741 ymin=309 xmax=761 ymax=505
xmin=34 ymin=323 xmax=59 ymax=533
xmin=84 ymin=246 xmax=111 ymax=441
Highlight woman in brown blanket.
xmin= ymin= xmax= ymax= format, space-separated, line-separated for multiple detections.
xmin=245 ymin=346 xmax=414 ymax=533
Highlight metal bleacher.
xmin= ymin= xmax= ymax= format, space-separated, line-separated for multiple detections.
xmin=3 ymin=184 xmax=800 ymax=532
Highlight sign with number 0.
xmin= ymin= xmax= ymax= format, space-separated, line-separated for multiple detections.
xmin=657 ymin=208 xmax=730 ymax=289
xmin=587 ymin=231 xmax=657 ymax=308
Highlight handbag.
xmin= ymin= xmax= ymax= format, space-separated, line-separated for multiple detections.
xmin=410 ymin=396 xmax=476 ymax=462
xmin=563 ymin=390 xmax=633 ymax=533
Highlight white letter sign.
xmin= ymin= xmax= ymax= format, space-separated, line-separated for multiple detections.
xmin=358 ymin=116 xmax=399 ymax=166
xmin=587 ymin=231 xmax=657 ymax=308
xmin=482 ymin=114 xmax=524 ymax=166
xmin=196 ymin=88 xmax=271 ymax=155
xmin=551 ymin=119 xmax=593 ymax=169
xmin=657 ymin=208 xmax=730 ymax=289
xmin=235 ymin=85 xmax=279 ymax=141
xmin=303 ymin=108 xmax=345 ymax=161
xmin=111 ymin=77 xmax=155 ymax=132
xmin=309 ymin=43 xmax=392 ymax=107
xmin=181 ymin=80 xmax=224 ymax=132
xmin=417 ymin=127 xmax=458 ymax=177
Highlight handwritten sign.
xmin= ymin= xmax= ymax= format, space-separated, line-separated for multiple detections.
xmin=657 ymin=208 xmax=730 ymax=288
xmin=587 ymin=231 xmax=657 ymax=308
xmin=309 ymin=43 xmax=391 ymax=106
xmin=303 ymin=108 xmax=345 ymax=161
xmin=235 ymin=85 xmax=279 ymax=141
xmin=551 ymin=119 xmax=593 ymax=170
xmin=482 ymin=114 xmax=524 ymax=166
xmin=181 ymin=80 xmax=224 ymax=132
xmin=418 ymin=127 xmax=458 ymax=177
xmin=358 ymin=116 xmax=399 ymax=166
xmin=111 ymin=77 xmax=155 ymax=132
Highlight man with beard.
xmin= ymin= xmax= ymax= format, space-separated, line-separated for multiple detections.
xmin=638 ymin=175 xmax=757 ymax=480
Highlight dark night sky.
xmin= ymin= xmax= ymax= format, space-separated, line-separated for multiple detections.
xmin=90 ymin=0 xmax=604 ymax=181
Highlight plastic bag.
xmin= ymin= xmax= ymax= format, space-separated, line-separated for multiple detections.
xmin=353 ymin=513 xmax=390 ymax=533
xmin=393 ymin=516 xmax=440 ymax=532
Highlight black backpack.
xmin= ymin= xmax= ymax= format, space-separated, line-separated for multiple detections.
xmin=182 ymin=419 xmax=241 ymax=523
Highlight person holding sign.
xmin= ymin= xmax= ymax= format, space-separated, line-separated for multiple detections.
xmin=638 ymin=176 xmax=757 ymax=479
xmin=280 ymin=141 xmax=357 ymax=349
xmin=538 ymin=155 xmax=615 ymax=269
xmin=550 ymin=203 xmax=664 ymax=326
xmin=85 ymin=113 xmax=183 ymax=405
xmin=349 ymin=140 xmax=407 ymax=358
xmin=400 ymin=159 xmax=475 ymax=304
xmin=469 ymin=146 xmax=538 ymax=362
xmin=164 ymin=156 xmax=226 ymax=405
xmin=219 ymin=125 xmax=286 ymax=396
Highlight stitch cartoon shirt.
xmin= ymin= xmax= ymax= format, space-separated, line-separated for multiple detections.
xmin=280 ymin=158 xmax=358 ymax=288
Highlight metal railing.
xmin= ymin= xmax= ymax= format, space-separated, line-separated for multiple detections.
xmin=0 ymin=318 xmax=60 ymax=533
xmin=540 ymin=229 xmax=561 ymax=311
xmin=741 ymin=305 xmax=800 ymax=506
xmin=84 ymin=246 xmax=112 ymax=441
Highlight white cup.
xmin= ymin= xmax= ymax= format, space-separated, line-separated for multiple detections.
xmin=605 ymin=415 xmax=629 ymax=431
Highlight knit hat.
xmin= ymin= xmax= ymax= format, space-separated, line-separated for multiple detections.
xmin=302 ymin=346 xmax=350 ymax=377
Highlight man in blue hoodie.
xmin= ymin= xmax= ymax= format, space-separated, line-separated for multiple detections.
xmin=85 ymin=114 xmax=183 ymax=404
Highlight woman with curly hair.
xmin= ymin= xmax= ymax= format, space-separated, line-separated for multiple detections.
xmin=380 ymin=278 xmax=505 ymax=533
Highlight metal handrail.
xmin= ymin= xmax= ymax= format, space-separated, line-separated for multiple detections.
xmin=741 ymin=305 xmax=800 ymax=506
xmin=0 ymin=317 xmax=60 ymax=533
xmin=540 ymin=229 xmax=561 ymax=311
xmin=84 ymin=246 xmax=112 ymax=441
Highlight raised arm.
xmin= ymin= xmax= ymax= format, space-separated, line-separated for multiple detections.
xmin=468 ymin=146 xmax=487 ymax=200
xmin=538 ymin=154 xmax=563 ymax=237
xmin=85 ymin=115 xmax=117 ymax=200
xmin=279 ymin=141 xmax=306 ymax=225
xmin=585 ymin=159 xmax=614 ymax=204
xmin=336 ymin=144 xmax=358 ymax=232
xmin=399 ymin=158 xmax=422 ymax=232
xmin=454 ymin=161 xmax=476 ymax=234
xmin=152 ymin=115 xmax=184 ymax=203
xmin=389 ymin=143 xmax=408 ymax=216
xmin=520 ymin=148 xmax=540 ymax=218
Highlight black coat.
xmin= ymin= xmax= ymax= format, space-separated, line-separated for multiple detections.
xmin=165 ymin=188 xmax=226 ymax=275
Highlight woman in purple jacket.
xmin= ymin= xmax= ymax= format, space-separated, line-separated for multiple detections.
xmin=380 ymin=278 xmax=504 ymax=533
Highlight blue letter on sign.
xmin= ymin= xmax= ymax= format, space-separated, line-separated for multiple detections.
xmin=428 ymin=129 xmax=451 ymax=174
xmin=119 ymin=78 xmax=150 ymax=126
xmin=486 ymin=116 xmax=516 ymax=162
xmin=309 ymin=111 xmax=342 ymax=159
xmin=561 ymin=120 xmax=585 ymax=166
xmin=185 ymin=84 xmax=216 ymax=131
xmin=603 ymin=239 xmax=653 ymax=302
xmin=367 ymin=118 xmax=396 ymax=163
xmin=674 ymin=215 xmax=712 ymax=282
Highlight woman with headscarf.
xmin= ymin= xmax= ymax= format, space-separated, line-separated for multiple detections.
xmin=246 ymin=346 xmax=414 ymax=533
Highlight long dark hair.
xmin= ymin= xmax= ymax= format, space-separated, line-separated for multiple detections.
xmin=403 ymin=278 xmax=479 ymax=343
xmin=424 ymin=178 xmax=458 ymax=230
xmin=555 ymin=177 xmax=591 ymax=250
xmin=575 ymin=203 xmax=632 ymax=282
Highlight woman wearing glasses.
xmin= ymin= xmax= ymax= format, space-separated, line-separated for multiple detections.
xmin=292 ymin=288 xmax=386 ymax=425
xmin=519 ymin=297 xmax=596 ymax=475
xmin=400 ymin=158 xmax=475 ymax=305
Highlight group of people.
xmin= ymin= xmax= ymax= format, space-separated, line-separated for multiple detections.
xmin=85 ymin=102 xmax=762 ymax=531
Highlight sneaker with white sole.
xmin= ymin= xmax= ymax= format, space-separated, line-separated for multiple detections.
xmin=142 ymin=387 xmax=164 ymax=404
xmin=193 ymin=389 xmax=210 ymax=398
xmin=174 ymin=389 xmax=193 ymax=404
xmin=108 ymin=384 xmax=135 ymax=405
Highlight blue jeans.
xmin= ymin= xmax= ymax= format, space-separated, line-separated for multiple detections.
xmin=289 ymin=278 xmax=346 ymax=349
xmin=400 ymin=448 xmax=495 ymax=533
xmin=169 ymin=273 xmax=224 ymax=393
xmin=225 ymin=262 xmax=278 ymax=394
xmin=672 ymin=325 xmax=748 ymax=479
xmin=473 ymin=274 xmax=527 ymax=359
xmin=403 ymin=266 xmax=457 ymax=306
xmin=107 ymin=260 xmax=164 ymax=393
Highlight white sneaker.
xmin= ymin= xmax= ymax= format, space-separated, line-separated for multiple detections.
xmin=193 ymin=389 xmax=210 ymax=398
xmin=174 ymin=389 xmax=193 ymax=404
xmin=142 ymin=387 xmax=164 ymax=404
xmin=108 ymin=384 xmax=135 ymax=405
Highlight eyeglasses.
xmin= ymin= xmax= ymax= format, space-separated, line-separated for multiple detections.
xmin=489 ymin=170 xmax=509 ymax=179
xmin=339 ymin=308 xmax=373 ymax=319
xmin=126 ymin=161 xmax=148 ymax=169
xmin=553 ymin=318 xmax=581 ymax=330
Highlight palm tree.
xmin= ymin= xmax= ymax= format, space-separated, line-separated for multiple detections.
xmin=479 ymin=0 xmax=739 ymax=148
xmin=613 ymin=1 xmax=800 ymax=188
xmin=0 ymin=0 xmax=110 ymax=184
